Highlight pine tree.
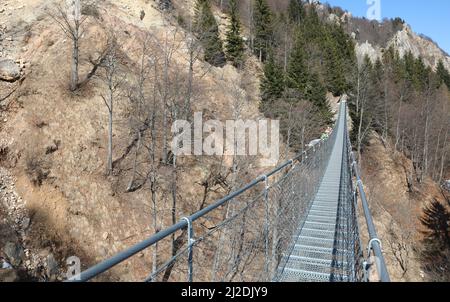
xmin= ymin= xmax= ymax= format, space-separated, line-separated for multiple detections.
xmin=286 ymin=34 xmax=332 ymax=121
xmin=306 ymin=72 xmax=331 ymax=121
xmin=323 ymin=23 xmax=355 ymax=96
xmin=437 ymin=59 xmax=450 ymax=90
xmin=324 ymin=38 xmax=346 ymax=96
xmin=225 ymin=0 xmax=245 ymax=67
xmin=260 ymin=53 xmax=284 ymax=107
xmin=286 ymin=36 xmax=309 ymax=94
xmin=413 ymin=56 xmax=429 ymax=91
xmin=287 ymin=0 xmax=305 ymax=24
xmin=193 ymin=0 xmax=206 ymax=29
xmin=403 ymin=51 xmax=416 ymax=83
xmin=194 ymin=0 xmax=226 ymax=67
xmin=253 ymin=0 xmax=273 ymax=62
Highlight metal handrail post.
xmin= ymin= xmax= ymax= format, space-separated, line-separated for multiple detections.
xmin=181 ymin=217 xmax=194 ymax=282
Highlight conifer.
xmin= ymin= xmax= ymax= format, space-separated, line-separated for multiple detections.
xmin=225 ymin=0 xmax=245 ymax=67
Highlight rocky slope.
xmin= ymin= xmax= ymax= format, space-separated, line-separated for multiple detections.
xmin=355 ymin=24 xmax=450 ymax=69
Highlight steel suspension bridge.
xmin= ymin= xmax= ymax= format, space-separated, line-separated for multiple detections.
xmin=68 ymin=100 xmax=390 ymax=282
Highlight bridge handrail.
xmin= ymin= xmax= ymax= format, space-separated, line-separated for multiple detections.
xmin=66 ymin=126 xmax=334 ymax=282
xmin=343 ymin=104 xmax=390 ymax=282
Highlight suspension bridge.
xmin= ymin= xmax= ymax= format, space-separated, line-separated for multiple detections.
xmin=67 ymin=100 xmax=390 ymax=282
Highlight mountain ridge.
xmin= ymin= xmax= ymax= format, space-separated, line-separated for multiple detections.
xmin=310 ymin=1 xmax=450 ymax=70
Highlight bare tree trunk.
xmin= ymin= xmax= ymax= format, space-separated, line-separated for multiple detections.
xmin=107 ymin=90 xmax=113 ymax=173
xmin=356 ymin=72 xmax=360 ymax=114
xmin=248 ymin=0 xmax=254 ymax=52
xmin=283 ymin=30 xmax=289 ymax=73
xmin=284 ymin=106 xmax=292 ymax=160
xmin=357 ymin=99 xmax=364 ymax=162
xmin=151 ymin=176 xmax=158 ymax=275
xmin=170 ymin=109 xmax=179 ymax=257
xmin=127 ymin=131 xmax=141 ymax=191
xmin=439 ymin=151 xmax=447 ymax=184
xmin=422 ymin=95 xmax=430 ymax=181
xmin=439 ymin=129 xmax=449 ymax=183
xmin=185 ymin=32 xmax=195 ymax=121
xmin=162 ymin=69 xmax=169 ymax=164
xmin=301 ymin=125 xmax=305 ymax=154
xmin=433 ymin=125 xmax=443 ymax=180
xmin=383 ymin=79 xmax=389 ymax=142
xmin=101 ymin=38 xmax=120 ymax=175
xmin=401 ymin=129 xmax=405 ymax=153
xmin=151 ymin=61 xmax=159 ymax=276
xmin=71 ymin=33 xmax=79 ymax=91
xmin=395 ymin=94 xmax=403 ymax=152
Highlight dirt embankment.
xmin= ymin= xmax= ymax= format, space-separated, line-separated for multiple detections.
xmin=359 ymin=133 xmax=445 ymax=282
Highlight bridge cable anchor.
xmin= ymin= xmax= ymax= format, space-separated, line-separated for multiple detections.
xmin=302 ymin=150 xmax=308 ymax=162
xmin=260 ymin=174 xmax=270 ymax=191
xmin=288 ymin=159 xmax=295 ymax=169
xmin=367 ymin=238 xmax=383 ymax=258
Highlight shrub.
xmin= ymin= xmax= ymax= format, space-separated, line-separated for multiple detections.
xmin=25 ymin=154 xmax=50 ymax=186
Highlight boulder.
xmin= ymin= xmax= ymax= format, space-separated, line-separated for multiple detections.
xmin=3 ymin=242 xmax=24 ymax=266
xmin=0 ymin=59 xmax=20 ymax=82
xmin=21 ymin=217 xmax=31 ymax=230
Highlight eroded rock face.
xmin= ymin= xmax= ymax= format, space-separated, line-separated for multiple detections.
xmin=356 ymin=41 xmax=381 ymax=65
xmin=0 ymin=59 xmax=20 ymax=82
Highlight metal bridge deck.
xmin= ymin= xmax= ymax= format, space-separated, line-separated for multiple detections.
xmin=278 ymin=101 xmax=347 ymax=282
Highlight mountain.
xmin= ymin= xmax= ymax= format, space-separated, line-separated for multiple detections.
xmin=315 ymin=2 xmax=450 ymax=70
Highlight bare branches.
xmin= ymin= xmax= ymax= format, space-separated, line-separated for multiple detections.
xmin=47 ymin=0 xmax=90 ymax=91
xmin=387 ymin=221 xmax=411 ymax=278
xmin=98 ymin=31 xmax=126 ymax=174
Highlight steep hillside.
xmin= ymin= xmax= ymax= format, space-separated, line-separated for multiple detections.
xmin=359 ymin=133 xmax=445 ymax=281
xmin=0 ymin=0 xmax=269 ymax=281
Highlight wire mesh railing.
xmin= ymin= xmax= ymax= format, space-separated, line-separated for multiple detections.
xmin=143 ymin=128 xmax=338 ymax=282
xmin=344 ymin=112 xmax=390 ymax=282
xmin=66 ymin=100 xmax=390 ymax=282
xmin=67 ymin=117 xmax=338 ymax=282
xmin=332 ymin=123 xmax=365 ymax=282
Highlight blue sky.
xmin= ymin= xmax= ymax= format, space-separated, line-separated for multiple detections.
xmin=323 ymin=0 xmax=450 ymax=55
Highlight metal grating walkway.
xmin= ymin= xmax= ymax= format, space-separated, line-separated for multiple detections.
xmin=278 ymin=101 xmax=347 ymax=282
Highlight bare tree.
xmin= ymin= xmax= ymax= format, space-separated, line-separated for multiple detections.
xmin=387 ymin=221 xmax=411 ymax=278
xmin=182 ymin=20 xmax=204 ymax=121
xmin=100 ymin=35 xmax=125 ymax=174
xmin=49 ymin=0 xmax=88 ymax=91
xmin=123 ymin=33 xmax=162 ymax=276
xmin=354 ymin=58 xmax=373 ymax=162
